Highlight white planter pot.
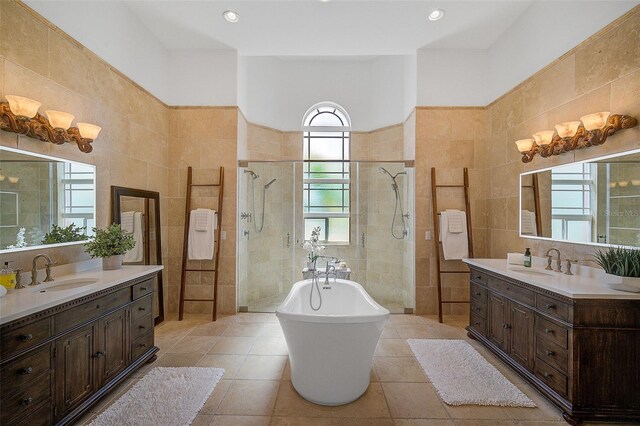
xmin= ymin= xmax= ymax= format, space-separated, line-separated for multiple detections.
xmin=102 ymin=255 xmax=124 ymax=270
xmin=605 ymin=273 xmax=640 ymax=292
xmin=307 ymin=261 xmax=316 ymax=271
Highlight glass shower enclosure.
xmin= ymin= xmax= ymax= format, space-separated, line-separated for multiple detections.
xmin=237 ymin=161 xmax=414 ymax=313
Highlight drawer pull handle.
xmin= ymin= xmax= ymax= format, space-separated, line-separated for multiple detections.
xmin=506 ymin=286 xmax=511 ymax=291
xmin=96 ymin=304 xmax=101 ymax=309
xmin=20 ymin=397 xmax=32 ymax=406
xmin=140 ymin=343 xmax=147 ymax=348
xmin=543 ymin=372 xmax=552 ymax=378
xmin=18 ymin=367 xmax=33 ymax=375
xmin=475 ymin=275 xmax=482 ymax=280
xmin=93 ymin=351 xmax=105 ymax=358
xmin=502 ymin=324 xmax=511 ymax=329
xmin=545 ymin=328 xmax=553 ymax=334
xmin=474 ymin=307 xmax=481 ymax=311
xmin=139 ymin=325 xmax=146 ymax=330
xmin=17 ymin=334 xmax=33 ymax=341
xmin=545 ymin=304 xmax=555 ymax=309
xmin=139 ymin=307 xmax=146 ymax=311
xmin=546 ymin=351 xmax=555 ymax=357
xmin=474 ymin=321 xmax=480 ymax=325
xmin=475 ymin=292 xmax=481 ymax=297
xmin=140 ymin=287 xmax=147 ymax=291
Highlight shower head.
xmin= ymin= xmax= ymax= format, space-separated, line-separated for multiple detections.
xmin=264 ymin=178 xmax=277 ymax=189
xmin=244 ymin=170 xmax=259 ymax=180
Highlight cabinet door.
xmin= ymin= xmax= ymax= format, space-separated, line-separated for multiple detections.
xmin=55 ymin=324 xmax=96 ymax=419
xmin=97 ymin=307 xmax=130 ymax=387
xmin=488 ymin=293 xmax=508 ymax=352
xmin=509 ymin=301 xmax=535 ymax=372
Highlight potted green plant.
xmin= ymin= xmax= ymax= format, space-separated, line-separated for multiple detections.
xmin=43 ymin=224 xmax=88 ymax=244
xmin=593 ymin=246 xmax=640 ymax=290
xmin=84 ymin=223 xmax=135 ymax=270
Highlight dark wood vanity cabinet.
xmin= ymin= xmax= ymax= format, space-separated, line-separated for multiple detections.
xmin=467 ymin=266 xmax=640 ymax=424
xmin=0 ymin=273 xmax=158 ymax=426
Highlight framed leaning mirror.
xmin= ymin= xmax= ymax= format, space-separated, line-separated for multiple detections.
xmin=520 ymin=148 xmax=640 ymax=248
xmin=111 ymin=186 xmax=164 ymax=325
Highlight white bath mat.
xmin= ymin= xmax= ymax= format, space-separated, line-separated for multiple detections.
xmin=408 ymin=339 xmax=535 ymax=407
xmin=89 ymin=367 xmax=224 ymax=426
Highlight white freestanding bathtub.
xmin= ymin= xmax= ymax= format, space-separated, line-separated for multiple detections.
xmin=276 ymin=278 xmax=390 ymax=405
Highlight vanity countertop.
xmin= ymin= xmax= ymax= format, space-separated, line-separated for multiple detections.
xmin=0 ymin=263 xmax=163 ymax=325
xmin=463 ymin=258 xmax=640 ymax=300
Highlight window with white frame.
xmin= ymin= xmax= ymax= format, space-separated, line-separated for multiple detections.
xmin=302 ymin=103 xmax=350 ymax=243
xmin=58 ymin=162 xmax=95 ymax=235
xmin=551 ymin=163 xmax=596 ymax=243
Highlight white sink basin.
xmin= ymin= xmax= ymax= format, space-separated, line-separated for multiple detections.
xmin=33 ymin=278 xmax=100 ymax=293
xmin=508 ymin=267 xmax=555 ymax=277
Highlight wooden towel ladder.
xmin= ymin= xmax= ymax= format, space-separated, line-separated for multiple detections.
xmin=431 ymin=167 xmax=474 ymax=323
xmin=178 ymin=166 xmax=224 ymax=321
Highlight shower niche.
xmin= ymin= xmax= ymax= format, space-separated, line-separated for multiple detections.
xmin=237 ymin=161 xmax=414 ymax=313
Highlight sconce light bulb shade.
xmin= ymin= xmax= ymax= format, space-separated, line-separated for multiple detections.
xmin=532 ymin=130 xmax=555 ymax=146
xmin=555 ymin=121 xmax=582 ymax=138
xmin=580 ymin=112 xmax=611 ymax=131
xmin=8 ymin=176 xmax=19 ymax=184
xmin=45 ymin=110 xmax=75 ymax=130
xmin=515 ymin=138 xmax=534 ymax=153
xmin=618 ymin=180 xmax=630 ymax=188
xmin=77 ymin=123 xmax=101 ymax=140
xmin=631 ymin=179 xmax=640 ymax=186
xmin=5 ymin=95 xmax=41 ymax=118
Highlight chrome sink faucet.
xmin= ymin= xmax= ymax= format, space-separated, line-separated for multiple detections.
xmin=30 ymin=254 xmax=56 ymax=286
xmin=545 ymin=248 xmax=562 ymax=273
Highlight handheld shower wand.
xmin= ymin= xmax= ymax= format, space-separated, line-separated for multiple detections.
xmin=378 ymin=167 xmax=409 ymax=239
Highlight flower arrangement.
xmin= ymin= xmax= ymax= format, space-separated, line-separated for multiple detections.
xmin=302 ymin=226 xmax=325 ymax=268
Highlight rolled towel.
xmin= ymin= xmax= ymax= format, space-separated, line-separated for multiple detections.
xmin=446 ymin=209 xmax=465 ymax=234
xmin=507 ymin=252 xmax=525 ymax=265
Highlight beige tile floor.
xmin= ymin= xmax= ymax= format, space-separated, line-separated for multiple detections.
xmin=77 ymin=313 xmax=630 ymax=426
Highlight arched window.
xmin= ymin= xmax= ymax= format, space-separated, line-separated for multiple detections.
xmin=302 ymin=103 xmax=350 ymax=243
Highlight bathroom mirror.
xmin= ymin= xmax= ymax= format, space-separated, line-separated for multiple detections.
xmin=520 ymin=148 xmax=640 ymax=248
xmin=0 ymin=146 xmax=96 ymax=252
xmin=111 ymin=186 xmax=164 ymax=325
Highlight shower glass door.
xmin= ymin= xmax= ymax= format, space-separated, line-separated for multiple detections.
xmin=237 ymin=161 xmax=414 ymax=313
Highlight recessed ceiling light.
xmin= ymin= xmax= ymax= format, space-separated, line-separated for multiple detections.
xmin=223 ymin=10 xmax=239 ymax=23
xmin=428 ymin=9 xmax=445 ymax=21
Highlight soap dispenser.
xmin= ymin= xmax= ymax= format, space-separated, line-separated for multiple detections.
xmin=523 ymin=248 xmax=532 ymax=268
xmin=0 ymin=261 xmax=17 ymax=290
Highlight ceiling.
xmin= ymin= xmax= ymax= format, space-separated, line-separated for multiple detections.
xmin=124 ymin=1 xmax=534 ymax=56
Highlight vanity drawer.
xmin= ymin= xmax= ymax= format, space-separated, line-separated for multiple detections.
xmin=470 ymin=300 xmax=487 ymax=318
xmin=131 ymin=331 xmax=154 ymax=360
xmin=0 ymin=345 xmax=52 ymax=395
xmin=536 ymin=294 xmax=570 ymax=322
xmin=11 ymin=400 xmax=52 ymax=426
xmin=0 ymin=318 xmax=52 ymax=359
xmin=470 ymin=282 xmax=487 ymax=304
xmin=535 ymin=337 xmax=568 ymax=374
xmin=131 ymin=294 xmax=153 ymax=322
xmin=488 ymin=277 xmax=535 ymax=306
xmin=535 ymin=358 xmax=567 ymax=397
xmin=0 ymin=371 xmax=51 ymax=425
xmin=131 ymin=313 xmax=153 ymax=342
xmin=54 ymin=288 xmax=130 ymax=333
xmin=536 ymin=316 xmax=569 ymax=349
xmin=132 ymin=278 xmax=154 ymax=300
xmin=469 ymin=312 xmax=486 ymax=336
xmin=470 ymin=270 xmax=488 ymax=286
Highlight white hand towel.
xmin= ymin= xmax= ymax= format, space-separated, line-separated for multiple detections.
xmin=124 ymin=212 xmax=144 ymax=263
xmin=121 ymin=211 xmax=135 ymax=234
xmin=194 ymin=209 xmax=209 ymax=232
xmin=439 ymin=211 xmax=469 ymax=260
xmin=446 ymin=209 xmax=464 ymax=234
xmin=188 ymin=209 xmax=216 ymax=260
xmin=521 ymin=210 xmax=537 ymax=235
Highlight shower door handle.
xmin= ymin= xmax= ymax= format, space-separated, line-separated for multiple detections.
xmin=361 ymin=233 xmax=365 ymax=248
xmin=286 ymin=232 xmax=291 ymax=248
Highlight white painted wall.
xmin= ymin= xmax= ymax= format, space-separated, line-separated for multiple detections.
xmin=238 ymin=55 xmax=414 ymax=131
xmin=417 ymin=49 xmax=488 ymax=106
xmin=26 ymin=0 xmax=171 ymax=101
xmin=167 ymin=50 xmax=238 ymax=106
xmin=487 ymin=1 xmax=638 ymax=102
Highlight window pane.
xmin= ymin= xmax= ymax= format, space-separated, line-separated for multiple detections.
xmin=328 ymin=218 xmax=349 ymax=242
xmin=304 ymin=218 xmax=326 ymax=240
xmin=309 ymin=139 xmax=344 ymax=160
xmin=309 ymin=111 xmax=344 ymax=126
xmin=567 ymin=221 xmax=591 ymax=243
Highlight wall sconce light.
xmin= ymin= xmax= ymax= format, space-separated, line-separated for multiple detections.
xmin=515 ymin=112 xmax=638 ymax=163
xmin=0 ymin=95 xmax=101 ymax=153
